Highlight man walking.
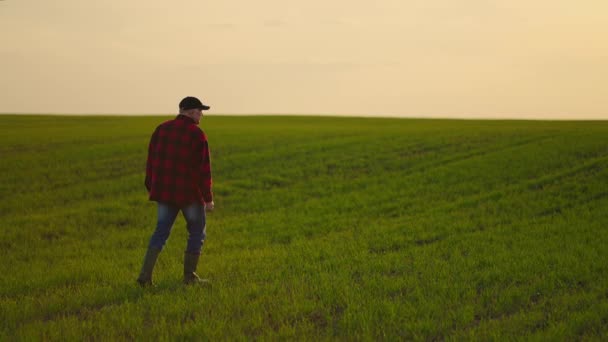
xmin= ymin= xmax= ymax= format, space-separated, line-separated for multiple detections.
xmin=137 ymin=96 xmax=215 ymax=286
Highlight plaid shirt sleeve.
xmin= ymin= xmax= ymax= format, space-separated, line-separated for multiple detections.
xmin=144 ymin=127 xmax=159 ymax=192
xmin=192 ymin=129 xmax=213 ymax=203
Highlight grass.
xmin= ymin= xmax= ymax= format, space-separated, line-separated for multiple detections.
xmin=1 ymin=114 xmax=607 ymax=340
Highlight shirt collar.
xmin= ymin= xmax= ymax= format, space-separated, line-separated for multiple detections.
xmin=176 ymin=114 xmax=196 ymax=124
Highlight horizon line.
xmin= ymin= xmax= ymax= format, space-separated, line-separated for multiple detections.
xmin=0 ymin=112 xmax=606 ymax=122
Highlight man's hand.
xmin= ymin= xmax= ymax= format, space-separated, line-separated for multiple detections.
xmin=205 ymin=201 xmax=215 ymax=212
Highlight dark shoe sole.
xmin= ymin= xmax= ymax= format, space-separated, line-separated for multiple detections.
xmin=137 ymin=279 xmax=153 ymax=287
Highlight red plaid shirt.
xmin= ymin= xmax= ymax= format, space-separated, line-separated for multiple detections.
xmin=145 ymin=115 xmax=213 ymax=206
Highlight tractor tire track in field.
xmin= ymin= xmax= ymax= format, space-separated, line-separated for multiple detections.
xmin=325 ymin=135 xmax=558 ymax=216
xmin=320 ymin=134 xmax=554 ymax=197
xmin=536 ymin=191 xmax=608 ymax=218
xmin=226 ymin=134 xmax=556 ymax=217
xmin=363 ymin=154 xmax=608 ymax=254
xmin=402 ymin=135 xmax=553 ymax=174
xmin=456 ymin=285 xmax=608 ymax=338
xmin=459 ymin=154 xmax=605 ymax=215
xmin=445 ymin=154 xmax=608 ymax=213
xmin=368 ymin=234 xmax=447 ymax=255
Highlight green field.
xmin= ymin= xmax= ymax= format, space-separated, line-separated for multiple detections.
xmin=1 ymin=115 xmax=607 ymax=340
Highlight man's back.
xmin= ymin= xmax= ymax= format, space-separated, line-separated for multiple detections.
xmin=145 ymin=115 xmax=212 ymax=206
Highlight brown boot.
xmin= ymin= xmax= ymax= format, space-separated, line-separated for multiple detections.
xmin=183 ymin=252 xmax=210 ymax=286
xmin=137 ymin=246 xmax=161 ymax=287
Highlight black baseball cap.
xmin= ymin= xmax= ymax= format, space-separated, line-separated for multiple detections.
xmin=179 ymin=96 xmax=210 ymax=111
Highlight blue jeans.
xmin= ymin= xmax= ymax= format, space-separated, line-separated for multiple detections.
xmin=148 ymin=202 xmax=206 ymax=254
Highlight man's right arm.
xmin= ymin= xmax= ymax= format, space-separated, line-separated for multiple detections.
xmin=145 ymin=129 xmax=158 ymax=192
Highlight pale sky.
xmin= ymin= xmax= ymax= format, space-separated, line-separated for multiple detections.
xmin=1 ymin=0 xmax=607 ymax=119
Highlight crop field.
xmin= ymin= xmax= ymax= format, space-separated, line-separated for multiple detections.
xmin=1 ymin=114 xmax=607 ymax=340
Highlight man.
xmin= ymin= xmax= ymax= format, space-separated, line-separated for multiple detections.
xmin=137 ymin=96 xmax=215 ymax=286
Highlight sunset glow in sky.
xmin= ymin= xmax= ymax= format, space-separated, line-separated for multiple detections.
xmin=1 ymin=0 xmax=607 ymax=118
